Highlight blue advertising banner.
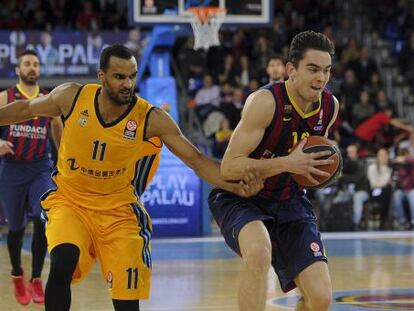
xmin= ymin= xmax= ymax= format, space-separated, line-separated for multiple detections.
xmin=0 ymin=30 xmax=146 ymax=77
xmin=141 ymin=149 xmax=202 ymax=237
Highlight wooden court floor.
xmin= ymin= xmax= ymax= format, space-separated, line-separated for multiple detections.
xmin=1 ymin=231 xmax=414 ymax=310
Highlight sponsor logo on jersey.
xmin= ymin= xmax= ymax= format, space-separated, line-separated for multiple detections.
xmin=9 ymin=124 xmax=47 ymax=139
xmin=67 ymin=158 xmax=80 ymax=171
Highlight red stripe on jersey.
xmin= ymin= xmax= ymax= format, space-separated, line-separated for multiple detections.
xmin=25 ymin=117 xmax=41 ymax=161
xmin=37 ymin=119 xmax=50 ymax=159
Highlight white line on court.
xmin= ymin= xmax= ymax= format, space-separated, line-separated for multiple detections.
xmin=152 ymin=231 xmax=414 ymax=244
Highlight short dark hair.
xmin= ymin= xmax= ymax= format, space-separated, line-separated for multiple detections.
xmin=17 ymin=49 xmax=39 ymax=65
xmin=288 ymin=30 xmax=335 ymax=66
xmin=267 ymin=54 xmax=285 ymax=66
xmin=100 ymin=44 xmax=134 ymax=71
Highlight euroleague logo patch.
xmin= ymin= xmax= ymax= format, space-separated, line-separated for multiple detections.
xmin=310 ymin=242 xmax=320 ymax=252
xmin=123 ymin=120 xmax=137 ymax=140
xmin=310 ymin=242 xmax=322 ymax=257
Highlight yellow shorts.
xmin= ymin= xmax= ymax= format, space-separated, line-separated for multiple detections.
xmin=43 ymin=194 xmax=152 ymax=300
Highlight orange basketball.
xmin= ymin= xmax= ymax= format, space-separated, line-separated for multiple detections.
xmin=292 ymin=136 xmax=342 ymax=189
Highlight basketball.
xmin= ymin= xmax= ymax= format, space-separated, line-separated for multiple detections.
xmin=292 ymin=136 xmax=342 ymax=189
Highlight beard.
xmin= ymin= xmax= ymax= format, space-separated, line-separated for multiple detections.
xmin=20 ymin=72 xmax=39 ymax=85
xmin=105 ymin=83 xmax=133 ymax=106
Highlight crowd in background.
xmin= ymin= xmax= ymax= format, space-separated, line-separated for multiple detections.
xmin=2 ymin=0 xmax=414 ymax=231
xmin=171 ymin=0 xmax=414 ymax=231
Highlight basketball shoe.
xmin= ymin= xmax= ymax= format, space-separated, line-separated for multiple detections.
xmin=27 ymin=278 xmax=45 ymax=304
xmin=11 ymin=274 xmax=31 ymax=305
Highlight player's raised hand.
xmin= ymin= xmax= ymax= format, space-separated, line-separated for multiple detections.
xmin=237 ymin=167 xmax=265 ymax=197
xmin=0 ymin=139 xmax=14 ymax=156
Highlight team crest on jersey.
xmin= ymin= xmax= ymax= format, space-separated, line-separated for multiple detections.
xmin=107 ymin=271 xmax=113 ymax=289
xmin=123 ymin=120 xmax=137 ymax=140
xmin=78 ymin=109 xmax=89 ymax=127
xmin=284 ymin=104 xmax=292 ymax=113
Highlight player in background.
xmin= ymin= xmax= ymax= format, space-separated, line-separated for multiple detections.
xmin=209 ymin=31 xmax=339 ymax=311
xmin=0 ymin=49 xmax=63 ymax=306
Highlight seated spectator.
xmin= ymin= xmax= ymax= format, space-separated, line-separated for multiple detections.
xmin=375 ymin=89 xmax=394 ymax=110
xmin=218 ymin=54 xmax=240 ymax=86
xmin=350 ymin=90 xmax=375 ymax=128
xmin=348 ymin=46 xmax=378 ymax=84
xmin=366 ymin=72 xmax=383 ymax=100
xmin=243 ymin=79 xmax=260 ymax=97
xmin=193 ymin=74 xmax=221 ymax=125
xmin=339 ymin=144 xmax=370 ymax=229
xmin=398 ymin=131 xmax=414 ymax=156
xmin=392 ymin=149 xmax=414 ymax=230
xmin=195 ymin=74 xmax=221 ymax=107
xmin=213 ymin=118 xmax=233 ymax=158
xmin=367 ymin=148 xmax=393 ymax=229
xmin=220 ymin=88 xmax=244 ymax=129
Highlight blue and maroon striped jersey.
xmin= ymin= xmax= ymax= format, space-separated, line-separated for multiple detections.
xmin=250 ymin=81 xmax=336 ymax=202
xmin=1 ymin=85 xmax=51 ymax=161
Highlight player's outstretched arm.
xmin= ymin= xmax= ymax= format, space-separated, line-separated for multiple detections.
xmin=145 ymin=107 xmax=263 ymax=197
xmin=221 ymin=89 xmax=333 ymax=181
xmin=0 ymin=82 xmax=81 ymax=125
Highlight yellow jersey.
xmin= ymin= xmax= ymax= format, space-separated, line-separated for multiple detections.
xmin=43 ymin=84 xmax=162 ymax=210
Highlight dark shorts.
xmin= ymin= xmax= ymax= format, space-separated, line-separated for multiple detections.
xmin=208 ymin=188 xmax=327 ymax=293
xmin=0 ymin=159 xmax=54 ymax=230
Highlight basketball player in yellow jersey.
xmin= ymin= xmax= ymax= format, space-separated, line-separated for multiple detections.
xmin=0 ymin=44 xmax=263 ymax=311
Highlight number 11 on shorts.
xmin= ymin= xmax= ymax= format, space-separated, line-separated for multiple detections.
xmin=126 ymin=267 xmax=138 ymax=289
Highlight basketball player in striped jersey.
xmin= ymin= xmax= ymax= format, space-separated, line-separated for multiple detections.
xmin=0 ymin=50 xmax=62 ymax=306
xmin=209 ymin=31 xmax=339 ymax=311
xmin=0 ymin=44 xmax=262 ymax=311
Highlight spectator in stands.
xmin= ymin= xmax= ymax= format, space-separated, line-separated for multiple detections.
xmin=339 ymin=69 xmax=361 ymax=120
xmin=195 ymin=74 xmax=221 ymax=107
xmin=266 ymin=54 xmax=286 ymax=84
xmin=176 ymin=37 xmax=206 ymax=96
xmin=237 ymin=56 xmax=254 ymax=88
xmin=218 ymin=54 xmax=240 ymax=86
xmin=340 ymin=37 xmax=360 ymax=66
xmin=367 ymin=148 xmax=393 ymax=229
xmin=348 ymin=46 xmax=378 ymax=84
xmin=366 ymin=72 xmax=383 ymax=100
xmin=398 ymin=131 xmax=414 ymax=156
xmin=244 ymin=78 xmax=260 ymax=97
xmin=392 ymin=148 xmax=414 ymax=230
xmin=252 ymin=35 xmax=272 ymax=75
xmin=375 ymin=89 xmax=394 ymax=110
xmin=398 ymin=31 xmax=414 ymax=90
xmin=193 ymin=74 xmax=223 ymax=135
xmin=339 ymin=144 xmax=370 ymax=230
xmin=76 ymin=1 xmax=101 ymax=31
xmin=213 ymin=117 xmax=233 ymax=158
xmin=354 ymin=106 xmax=414 ymax=150
xmin=350 ymin=90 xmax=375 ymax=128
xmin=220 ymin=82 xmax=233 ymax=105
xmin=220 ymin=87 xmax=244 ymax=129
